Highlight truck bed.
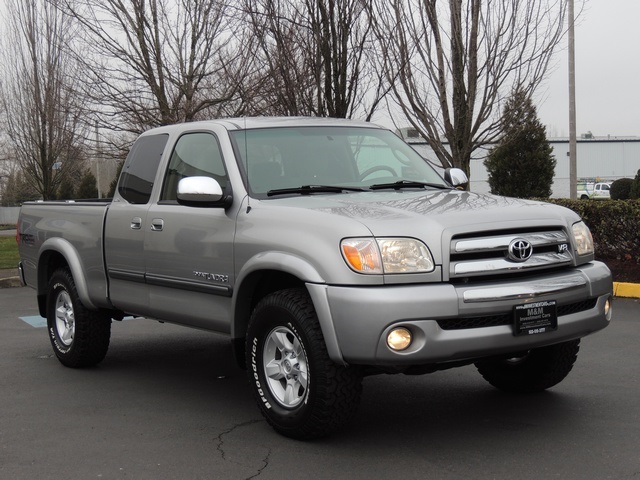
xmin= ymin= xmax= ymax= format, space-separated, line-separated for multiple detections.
xmin=18 ymin=200 xmax=112 ymax=311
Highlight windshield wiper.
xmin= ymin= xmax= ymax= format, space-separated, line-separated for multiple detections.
xmin=369 ymin=180 xmax=452 ymax=191
xmin=267 ymin=185 xmax=367 ymax=197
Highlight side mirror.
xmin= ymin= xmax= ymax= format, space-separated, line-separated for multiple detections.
xmin=177 ymin=176 xmax=230 ymax=207
xmin=445 ymin=168 xmax=469 ymax=187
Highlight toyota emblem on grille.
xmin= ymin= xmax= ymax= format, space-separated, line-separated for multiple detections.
xmin=507 ymin=238 xmax=533 ymax=262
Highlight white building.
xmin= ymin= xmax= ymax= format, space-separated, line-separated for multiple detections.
xmin=401 ymin=130 xmax=640 ymax=198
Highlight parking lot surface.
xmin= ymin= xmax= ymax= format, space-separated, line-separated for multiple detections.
xmin=1 ymin=286 xmax=639 ymax=480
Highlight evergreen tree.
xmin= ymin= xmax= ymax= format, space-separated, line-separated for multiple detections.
xmin=630 ymin=169 xmax=640 ymax=199
xmin=1 ymin=170 xmax=40 ymax=205
xmin=484 ymin=89 xmax=556 ymax=198
xmin=107 ymin=161 xmax=124 ymax=198
xmin=76 ymin=170 xmax=98 ymax=199
xmin=56 ymin=178 xmax=75 ymax=200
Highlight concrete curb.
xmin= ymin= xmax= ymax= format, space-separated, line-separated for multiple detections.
xmin=613 ymin=282 xmax=640 ymax=299
xmin=0 ymin=278 xmax=20 ymax=288
xmin=0 ymin=276 xmax=21 ymax=288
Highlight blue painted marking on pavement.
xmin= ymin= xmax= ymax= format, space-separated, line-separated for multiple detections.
xmin=20 ymin=316 xmax=47 ymax=328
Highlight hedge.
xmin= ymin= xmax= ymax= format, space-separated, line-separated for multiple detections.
xmin=546 ymin=199 xmax=640 ymax=263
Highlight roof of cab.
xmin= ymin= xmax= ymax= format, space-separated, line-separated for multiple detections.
xmin=139 ymin=116 xmax=383 ymax=136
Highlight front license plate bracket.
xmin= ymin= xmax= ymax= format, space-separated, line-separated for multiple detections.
xmin=513 ymin=300 xmax=558 ymax=336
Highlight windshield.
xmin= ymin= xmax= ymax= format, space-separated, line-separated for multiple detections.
xmin=229 ymin=126 xmax=446 ymax=197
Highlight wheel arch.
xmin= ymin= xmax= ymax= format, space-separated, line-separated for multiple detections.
xmin=231 ymin=252 xmax=344 ymax=369
xmin=231 ymin=269 xmax=304 ymax=368
xmin=36 ymin=238 xmax=97 ymax=316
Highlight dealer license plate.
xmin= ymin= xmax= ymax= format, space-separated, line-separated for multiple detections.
xmin=513 ymin=300 xmax=557 ymax=336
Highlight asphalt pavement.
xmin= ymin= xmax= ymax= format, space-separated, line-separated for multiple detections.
xmin=1 ymin=286 xmax=639 ymax=480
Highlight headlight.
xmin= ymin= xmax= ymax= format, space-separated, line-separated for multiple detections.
xmin=341 ymin=238 xmax=435 ymax=274
xmin=572 ymin=221 xmax=594 ymax=256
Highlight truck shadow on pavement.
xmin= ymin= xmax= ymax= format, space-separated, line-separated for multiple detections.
xmin=30 ymin=320 xmax=605 ymax=479
xmin=87 ymin=319 xmax=584 ymax=444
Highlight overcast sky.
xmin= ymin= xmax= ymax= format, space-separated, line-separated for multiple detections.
xmin=1 ymin=1 xmax=636 ymax=139
xmin=537 ymin=0 xmax=640 ymax=138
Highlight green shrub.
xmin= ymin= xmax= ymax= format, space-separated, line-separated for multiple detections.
xmin=610 ymin=178 xmax=633 ymax=200
xmin=546 ymin=199 xmax=640 ymax=263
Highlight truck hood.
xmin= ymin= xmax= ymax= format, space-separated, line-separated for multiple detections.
xmin=269 ymin=189 xmax=578 ymax=231
xmin=264 ymin=189 xmax=579 ymax=263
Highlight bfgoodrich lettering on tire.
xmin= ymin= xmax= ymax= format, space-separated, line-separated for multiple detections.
xmin=246 ymin=288 xmax=362 ymax=439
xmin=46 ymin=268 xmax=111 ymax=368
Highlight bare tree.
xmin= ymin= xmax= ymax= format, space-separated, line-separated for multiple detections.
xmin=243 ymin=0 xmax=387 ymax=119
xmin=241 ymin=0 xmax=315 ymax=115
xmin=0 ymin=0 xmax=86 ymax=200
xmin=60 ymin=0 xmax=250 ymax=134
xmin=372 ymin=0 xmax=571 ymax=177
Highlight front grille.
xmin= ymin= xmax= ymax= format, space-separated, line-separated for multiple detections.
xmin=557 ymin=298 xmax=598 ymax=316
xmin=437 ymin=314 xmax=511 ymax=330
xmin=449 ymin=229 xmax=573 ymax=279
xmin=437 ymin=298 xmax=599 ymax=331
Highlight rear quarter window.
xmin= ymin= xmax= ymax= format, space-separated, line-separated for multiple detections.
xmin=118 ymin=134 xmax=169 ymax=204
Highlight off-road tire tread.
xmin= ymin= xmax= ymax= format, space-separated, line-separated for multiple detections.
xmin=47 ymin=268 xmax=111 ymax=368
xmin=246 ymin=288 xmax=362 ymax=440
xmin=475 ymin=339 xmax=580 ymax=393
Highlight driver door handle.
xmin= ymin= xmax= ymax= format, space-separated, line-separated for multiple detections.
xmin=131 ymin=217 xmax=142 ymax=230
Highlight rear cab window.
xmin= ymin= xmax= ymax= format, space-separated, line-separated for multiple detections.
xmin=118 ymin=134 xmax=169 ymax=204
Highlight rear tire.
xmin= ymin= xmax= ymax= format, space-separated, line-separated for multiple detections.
xmin=46 ymin=268 xmax=111 ymax=368
xmin=246 ymin=288 xmax=362 ymax=439
xmin=475 ymin=340 xmax=580 ymax=393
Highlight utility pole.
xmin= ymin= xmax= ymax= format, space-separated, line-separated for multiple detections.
xmin=568 ymin=0 xmax=577 ymax=200
xmin=95 ymin=120 xmax=101 ymax=199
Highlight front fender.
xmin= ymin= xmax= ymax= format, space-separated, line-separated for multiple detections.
xmin=236 ymin=251 xmax=326 ymax=286
xmin=231 ymin=251 xmax=348 ymax=365
xmin=232 ymin=252 xmax=326 ymax=330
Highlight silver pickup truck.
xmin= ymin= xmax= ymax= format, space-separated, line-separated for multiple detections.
xmin=18 ymin=117 xmax=613 ymax=439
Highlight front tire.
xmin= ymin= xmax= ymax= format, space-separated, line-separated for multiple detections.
xmin=246 ymin=288 xmax=362 ymax=439
xmin=47 ymin=268 xmax=111 ymax=368
xmin=475 ymin=340 xmax=580 ymax=393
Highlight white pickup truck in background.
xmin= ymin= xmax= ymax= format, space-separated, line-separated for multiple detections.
xmin=577 ymin=180 xmax=611 ymax=200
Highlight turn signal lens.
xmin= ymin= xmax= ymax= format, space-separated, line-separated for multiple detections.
xmin=387 ymin=327 xmax=412 ymax=351
xmin=341 ymin=239 xmax=383 ymax=274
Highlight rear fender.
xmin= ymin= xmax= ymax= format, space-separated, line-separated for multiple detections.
xmin=37 ymin=238 xmax=97 ymax=311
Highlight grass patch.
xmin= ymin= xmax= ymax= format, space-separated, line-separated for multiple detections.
xmin=0 ymin=236 xmax=19 ymax=269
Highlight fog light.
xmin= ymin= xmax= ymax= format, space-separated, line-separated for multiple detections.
xmin=604 ymin=297 xmax=612 ymax=321
xmin=387 ymin=327 xmax=412 ymax=351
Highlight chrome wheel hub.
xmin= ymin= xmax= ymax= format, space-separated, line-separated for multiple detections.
xmin=263 ymin=326 xmax=309 ymax=408
xmin=54 ymin=291 xmax=75 ymax=346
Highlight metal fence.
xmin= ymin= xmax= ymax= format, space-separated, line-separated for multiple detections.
xmin=0 ymin=207 xmax=20 ymax=225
